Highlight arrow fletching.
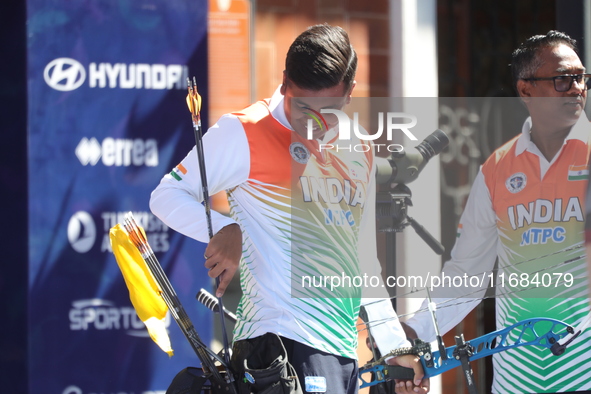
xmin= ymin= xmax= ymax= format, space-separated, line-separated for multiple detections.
xmin=186 ymin=77 xmax=202 ymax=123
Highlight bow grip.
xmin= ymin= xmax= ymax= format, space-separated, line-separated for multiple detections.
xmin=383 ymin=365 xmax=416 ymax=380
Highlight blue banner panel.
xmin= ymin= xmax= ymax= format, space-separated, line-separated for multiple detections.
xmin=27 ymin=1 xmax=212 ymax=393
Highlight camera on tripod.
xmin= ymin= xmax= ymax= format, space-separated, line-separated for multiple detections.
xmin=375 ymin=129 xmax=449 ymax=255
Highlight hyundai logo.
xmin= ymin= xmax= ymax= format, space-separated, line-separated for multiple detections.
xmin=44 ymin=58 xmax=86 ymax=91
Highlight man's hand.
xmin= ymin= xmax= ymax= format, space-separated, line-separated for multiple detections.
xmin=203 ymin=223 xmax=242 ymax=297
xmin=387 ymin=354 xmax=430 ymax=393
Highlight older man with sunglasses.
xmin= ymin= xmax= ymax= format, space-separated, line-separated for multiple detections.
xmin=405 ymin=31 xmax=591 ymax=394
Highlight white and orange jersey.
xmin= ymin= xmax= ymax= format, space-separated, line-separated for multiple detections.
xmin=407 ymin=115 xmax=591 ymax=393
xmin=150 ymin=87 xmax=409 ymax=360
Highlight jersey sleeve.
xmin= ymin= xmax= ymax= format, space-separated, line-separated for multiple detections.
xmin=405 ymin=170 xmax=498 ymax=342
xmin=586 ymin=160 xmax=591 ymax=299
xmin=586 ymin=162 xmax=591 ymax=243
xmin=149 ymin=115 xmax=250 ymax=243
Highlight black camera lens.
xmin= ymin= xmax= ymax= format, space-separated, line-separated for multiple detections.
xmin=415 ymin=129 xmax=449 ymax=161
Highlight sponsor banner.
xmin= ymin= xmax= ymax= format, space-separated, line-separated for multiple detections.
xmin=27 ymin=1 xmax=211 ymax=393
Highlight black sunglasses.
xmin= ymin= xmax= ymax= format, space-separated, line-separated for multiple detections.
xmin=522 ymin=73 xmax=590 ymax=92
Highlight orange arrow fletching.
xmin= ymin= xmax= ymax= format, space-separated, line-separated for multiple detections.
xmin=186 ymin=92 xmax=196 ymax=114
xmin=185 ymin=84 xmax=202 ymax=115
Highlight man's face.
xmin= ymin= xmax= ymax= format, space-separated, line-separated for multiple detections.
xmin=281 ymin=75 xmax=354 ymax=140
xmin=518 ymin=44 xmax=587 ymax=130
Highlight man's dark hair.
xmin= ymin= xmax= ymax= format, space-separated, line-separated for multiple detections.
xmin=285 ymin=24 xmax=357 ymax=92
xmin=511 ymin=30 xmax=578 ymax=90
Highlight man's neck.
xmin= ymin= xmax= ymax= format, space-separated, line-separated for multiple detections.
xmin=529 ymin=124 xmax=571 ymax=162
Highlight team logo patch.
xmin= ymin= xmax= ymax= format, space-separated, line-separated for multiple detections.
xmin=290 ymin=142 xmax=310 ymax=164
xmin=305 ymin=376 xmax=327 ymax=393
xmin=506 ymin=172 xmax=527 ymax=193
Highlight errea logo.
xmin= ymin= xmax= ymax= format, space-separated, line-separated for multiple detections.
xmin=44 ymin=58 xmax=86 ymax=91
xmin=75 ymin=137 xmax=159 ymax=167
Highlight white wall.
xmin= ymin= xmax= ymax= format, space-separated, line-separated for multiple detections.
xmin=389 ymin=1 xmax=442 ymax=392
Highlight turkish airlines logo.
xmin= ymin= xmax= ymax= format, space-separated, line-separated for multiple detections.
xmin=67 ymin=211 xmax=96 ymax=253
xmin=44 ymin=58 xmax=86 ymax=91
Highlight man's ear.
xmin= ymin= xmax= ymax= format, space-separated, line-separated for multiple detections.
xmin=516 ymin=79 xmax=532 ymax=102
xmin=280 ymin=71 xmax=287 ymax=95
xmin=346 ymin=80 xmax=357 ymax=104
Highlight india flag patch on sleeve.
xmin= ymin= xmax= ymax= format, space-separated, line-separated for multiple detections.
xmin=456 ymin=223 xmax=463 ymax=238
xmin=568 ymin=164 xmax=589 ymax=181
xmin=170 ymin=163 xmax=187 ymax=181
